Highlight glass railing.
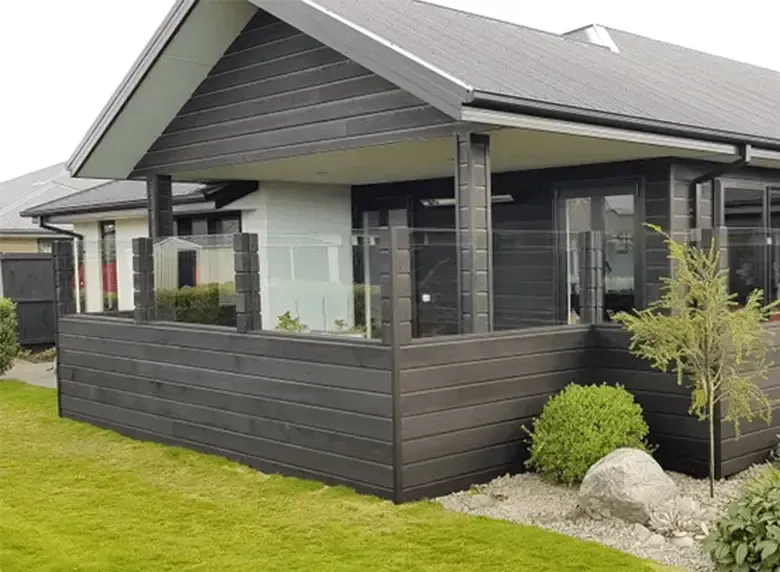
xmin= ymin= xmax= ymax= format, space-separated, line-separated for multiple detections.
xmin=153 ymin=234 xmax=237 ymax=327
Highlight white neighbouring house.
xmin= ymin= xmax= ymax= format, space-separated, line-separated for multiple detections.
xmin=23 ymin=179 xmax=359 ymax=332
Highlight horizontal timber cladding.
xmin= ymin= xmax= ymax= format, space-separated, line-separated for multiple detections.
xmin=57 ymin=316 xmax=395 ymax=498
xmin=396 ymin=326 xmax=592 ymax=501
xmin=719 ymin=325 xmax=780 ymax=477
xmin=591 ymin=325 xmax=711 ymax=478
xmin=131 ymin=10 xmax=456 ymax=177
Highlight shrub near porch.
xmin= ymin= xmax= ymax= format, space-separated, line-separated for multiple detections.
xmin=0 ymin=381 xmax=670 ymax=572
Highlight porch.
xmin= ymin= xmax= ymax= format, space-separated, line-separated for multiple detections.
xmin=50 ymin=206 xmax=780 ymax=502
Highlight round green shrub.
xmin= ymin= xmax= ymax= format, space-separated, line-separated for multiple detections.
xmin=705 ymin=467 xmax=780 ymax=571
xmin=524 ymin=383 xmax=650 ymax=485
xmin=0 ymin=297 xmax=18 ymax=376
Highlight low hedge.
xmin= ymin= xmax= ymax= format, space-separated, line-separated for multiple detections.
xmin=0 ymin=298 xmax=18 ymax=375
xmin=156 ymin=283 xmax=237 ymax=327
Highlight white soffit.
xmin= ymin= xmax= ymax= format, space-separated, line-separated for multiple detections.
xmin=461 ymin=107 xmax=747 ymax=160
xmin=73 ymin=0 xmax=257 ymax=180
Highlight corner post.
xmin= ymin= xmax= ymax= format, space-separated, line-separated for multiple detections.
xmin=234 ymin=233 xmax=261 ymax=332
xmin=578 ymin=230 xmax=604 ymax=323
xmin=147 ymin=174 xmax=174 ymax=239
xmin=132 ymin=237 xmax=155 ymax=323
xmin=379 ymin=223 xmax=411 ymax=504
xmin=455 ymin=132 xmax=492 ymax=334
xmin=52 ymin=240 xmax=76 ymax=319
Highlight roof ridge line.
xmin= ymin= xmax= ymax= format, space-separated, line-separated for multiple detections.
xmin=303 ymin=0 xmax=473 ymax=92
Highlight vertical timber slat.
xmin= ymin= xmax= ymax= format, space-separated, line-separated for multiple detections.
xmin=52 ymin=240 xmax=76 ymax=417
xmin=234 ymin=233 xmax=261 ymax=332
xmin=578 ymin=230 xmax=604 ymax=323
xmin=132 ymin=238 xmax=155 ymax=323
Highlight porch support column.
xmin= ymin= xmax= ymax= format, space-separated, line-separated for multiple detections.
xmin=147 ymin=174 xmax=174 ymax=239
xmin=52 ymin=240 xmax=76 ymax=319
xmin=578 ymin=231 xmax=604 ymax=323
xmin=132 ymin=238 xmax=155 ymax=323
xmin=455 ymin=132 xmax=492 ymax=334
xmin=234 ymin=233 xmax=261 ymax=332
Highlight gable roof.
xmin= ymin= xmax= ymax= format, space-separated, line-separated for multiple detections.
xmin=0 ymin=164 xmax=97 ymax=234
xmin=304 ymin=0 xmax=780 ymax=144
xmin=67 ymin=0 xmax=780 ymax=179
xmin=23 ymin=179 xmax=206 ymax=218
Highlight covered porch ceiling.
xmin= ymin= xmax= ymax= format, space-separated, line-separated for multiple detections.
xmin=173 ymin=124 xmax=780 ymax=186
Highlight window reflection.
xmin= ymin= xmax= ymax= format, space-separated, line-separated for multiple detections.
xmin=564 ymin=192 xmax=635 ymax=323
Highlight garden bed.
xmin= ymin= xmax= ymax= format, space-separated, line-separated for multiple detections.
xmin=437 ymin=465 xmax=770 ymax=571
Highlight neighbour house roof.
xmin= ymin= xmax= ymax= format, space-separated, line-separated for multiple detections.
xmin=23 ymin=179 xmax=207 ymax=218
xmin=67 ymin=0 xmax=780 ymax=179
xmin=0 ymin=163 xmax=98 ymax=234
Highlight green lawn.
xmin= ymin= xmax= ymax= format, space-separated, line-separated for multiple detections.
xmin=0 ymin=381 xmax=671 ymax=572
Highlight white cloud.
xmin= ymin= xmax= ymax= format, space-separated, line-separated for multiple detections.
xmin=0 ymin=0 xmax=777 ymax=182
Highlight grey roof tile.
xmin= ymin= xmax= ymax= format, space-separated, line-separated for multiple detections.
xmin=23 ymin=179 xmax=206 ymax=217
xmin=315 ymin=0 xmax=780 ymax=143
xmin=0 ymin=164 xmax=99 ymax=233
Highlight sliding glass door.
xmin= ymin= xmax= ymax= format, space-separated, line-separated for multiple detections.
xmin=718 ymin=181 xmax=780 ymax=305
xmin=558 ymin=181 xmax=640 ymax=323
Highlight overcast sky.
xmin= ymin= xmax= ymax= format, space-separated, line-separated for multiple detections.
xmin=0 ymin=0 xmax=778 ymax=182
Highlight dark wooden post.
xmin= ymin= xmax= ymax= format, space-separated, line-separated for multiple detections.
xmin=379 ymin=222 xmax=411 ymax=504
xmin=578 ymin=230 xmax=604 ymax=323
xmin=234 ymin=233 xmax=261 ymax=332
xmin=147 ymin=174 xmax=174 ymax=239
xmin=380 ymin=225 xmax=412 ymax=347
xmin=132 ymin=237 xmax=155 ymax=323
xmin=455 ymin=132 xmax=492 ymax=334
xmin=52 ymin=240 xmax=76 ymax=319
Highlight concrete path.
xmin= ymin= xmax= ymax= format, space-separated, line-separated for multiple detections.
xmin=2 ymin=360 xmax=57 ymax=389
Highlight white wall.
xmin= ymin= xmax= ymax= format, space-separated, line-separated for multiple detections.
xmin=233 ymin=183 xmax=354 ymax=332
xmin=116 ymin=218 xmax=148 ymax=310
xmin=74 ymin=219 xmax=147 ymax=312
xmin=74 ymin=222 xmax=103 ymax=313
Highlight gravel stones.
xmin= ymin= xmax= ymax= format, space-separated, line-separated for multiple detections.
xmin=436 ymin=463 xmax=772 ymax=571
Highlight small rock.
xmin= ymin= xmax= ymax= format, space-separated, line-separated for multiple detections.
xmin=694 ymin=535 xmax=706 ymax=541
xmin=646 ymin=534 xmax=666 ymax=546
xmin=671 ymin=536 xmax=695 ymax=548
xmin=465 ymin=494 xmax=494 ymax=510
xmin=631 ymin=523 xmax=652 ymax=542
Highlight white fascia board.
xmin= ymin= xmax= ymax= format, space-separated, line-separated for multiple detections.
xmin=461 ymin=108 xmax=741 ymax=158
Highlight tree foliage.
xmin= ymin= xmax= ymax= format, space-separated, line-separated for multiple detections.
xmin=613 ymin=225 xmax=777 ymax=496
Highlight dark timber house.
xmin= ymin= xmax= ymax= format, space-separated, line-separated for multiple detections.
xmin=38 ymin=0 xmax=780 ymax=502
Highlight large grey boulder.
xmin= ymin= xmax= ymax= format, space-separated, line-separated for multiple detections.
xmin=578 ymin=448 xmax=677 ymax=524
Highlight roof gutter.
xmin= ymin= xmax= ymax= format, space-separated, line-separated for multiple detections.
xmin=691 ymin=144 xmax=752 ymax=227
xmin=692 ymin=144 xmax=752 ymax=186
xmin=466 ymin=91 xmax=780 ymax=152
xmin=37 ymin=217 xmax=84 ymax=240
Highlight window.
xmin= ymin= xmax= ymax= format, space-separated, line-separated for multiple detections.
xmin=559 ymin=182 xmax=639 ymax=323
xmin=36 ymin=239 xmax=53 ymax=253
xmin=99 ymin=221 xmax=118 ymax=311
